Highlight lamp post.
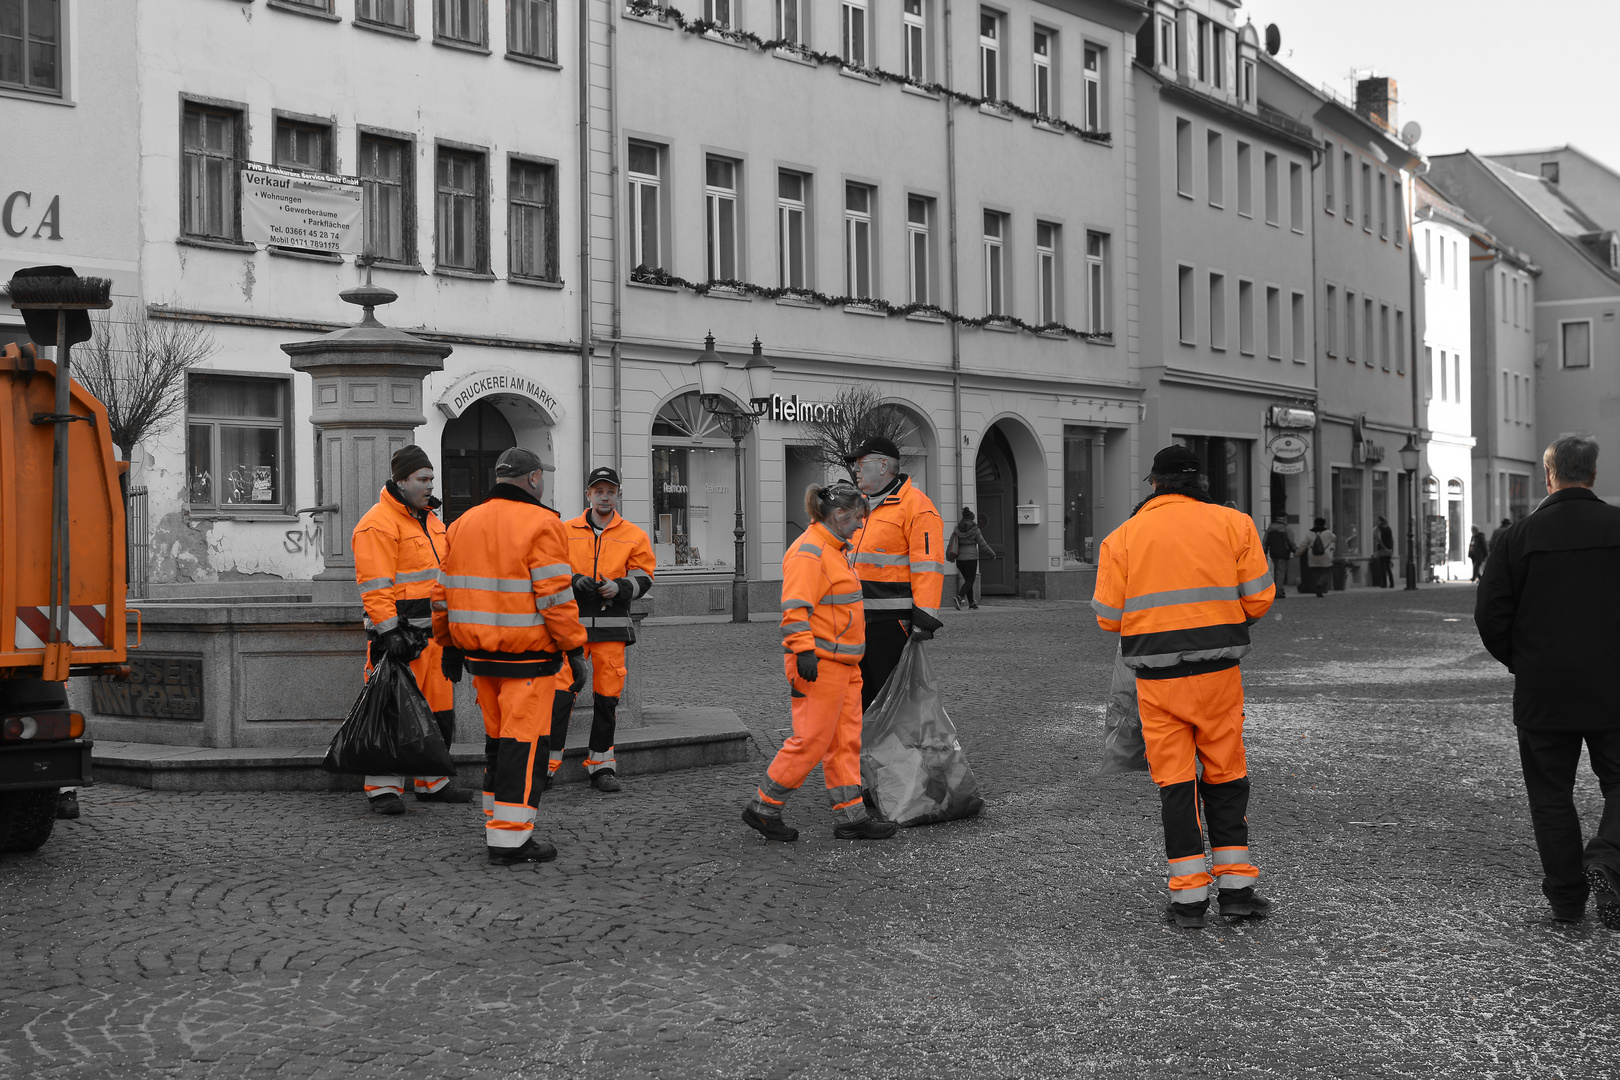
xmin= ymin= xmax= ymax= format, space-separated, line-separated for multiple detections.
xmin=695 ymin=333 xmax=775 ymax=622
xmin=1399 ymin=434 xmax=1420 ymax=591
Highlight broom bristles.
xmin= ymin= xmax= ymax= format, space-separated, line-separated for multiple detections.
xmin=6 ymin=275 xmax=113 ymax=307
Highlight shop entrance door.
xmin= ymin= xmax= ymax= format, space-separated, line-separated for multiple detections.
xmin=974 ymin=426 xmax=1018 ymax=595
xmin=784 ymin=445 xmax=822 ymax=547
xmin=440 ymin=400 xmax=515 ymax=523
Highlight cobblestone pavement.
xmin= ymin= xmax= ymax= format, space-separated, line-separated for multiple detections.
xmin=4 ymin=585 xmax=1617 ymax=1079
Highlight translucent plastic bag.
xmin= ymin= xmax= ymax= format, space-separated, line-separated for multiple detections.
xmin=322 ymin=653 xmax=455 ymax=776
xmin=1100 ymin=644 xmax=1149 ymax=774
xmin=860 ymin=639 xmax=984 ymax=827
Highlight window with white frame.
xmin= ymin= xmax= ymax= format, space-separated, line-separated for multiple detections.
xmin=186 ymin=374 xmax=291 ymax=512
xmin=508 ymin=0 xmax=555 ymax=61
xmin=842 ymin=0 xmax=867 ymax=66
xmin=1453 ymin=351 xmax=1462 ymax=402
xmin=778 ymin=170 xmax=808 ymax=289
xmin=1266 ymin=286 xmax=1280 ymax=359
xmin=1207 ymin=130 xmax=1223 ymax=207
xmin=979 ymin=9 xmax=1000 ymax=100
xmin=1378 ymin=172 xmax=1388 ymax=239
xmin=1158 ymin=16 xmax=1176 ymax=71
xmin=983 ymin=210 xmax=1006 ymax=316
xmin=1562 ymin=320 xmax=1592 ymax=368
xmin=1343 ymin=151 xmax=1355 ymax=226
xmin=1032 ymin=28 xmax=1054 ymax=118
xmin=1363 ymin=297 xmax=1374 ymax=367
xmin=1175 ymin=118 xmax=1193 ymax=197
xmin=357 ymin=0 xmax=412 ymax=32
xmin=1178 ymin=265 xmax=1195 ymax=344
xmin=359 ymin=132 xmax=413 ymax=264
xmin=1083 ymin=44 xmax=1103 ymax=132
xmin=1439 ymin=349 xmax=1449 ymax=399
xmin=508 ymin=158 xmax=557 ymax=282
xmin=1 ymin=0 xmax=62 ymax=95
xmin=777 ymin=0 xmax=803 ymax=47
xmin=1395 ymin=309 xmax=1406 ymax=373
xmin=845 ymin=182 xmax=874 ymax=299
xmin=1238 ymin=279 xmax=1254 ymax=354
xmin=1194 ymin=14 xmax=1208 ymax=82
xmin=182 ymin=102 xmax=243 ymax=241
xmin=1208 ymin=271 xmax=1226 ymax=350
xmin=1452 ymin=240 xmax=1460 ymax=290
xmin=1210 ymin=24 xmax=1225 ymax=90
xmin=1393 ymin=177 xmax=1403 ymax=246
xmin=436 ymin=0 xmax=486 ymax=46
xmin=1426 ymin=347 xmax=1436 ymax=402
xmin=1290 ymin=162 xmax=1303 ymax=232
xmin=435 ymin=146 xmax=487 ymax=272
xmin=704 ymin=0 xmax=733 ymax=31
xmin=1293 ymin=292 xmax=1306 ymax=361
xmin=705 ymin=156 xmax=740 ymax=282
xmin=627 ymin=141 xmax=662 ymax=271
xmin=1036 ymin=221 xmax=1059 ymax=325
xmin=1361 ymin=162 xmax=1372 ymax=230
xmin=908 ymin=195 xmax=933 ymax=304
xmin=1344 ymin=289 xmax=1356 ymax=361
xmin=1324 ymin=283 xmax=1337 ymax=355
xmin=1086 ymin=231 xmax=1107 ymax=333
xmin=903 ymin=0 xmax=927 ymax=81
xmin=1263 ymin=152 xmax=1278 ymax=225
xmin=1236 ymin=140 xmax=1251 ymax=215
xmin=1324 ymin=140 xmax=1335 ymax=213
xmin=1241 ymin=58 xmax=1255 ymax=103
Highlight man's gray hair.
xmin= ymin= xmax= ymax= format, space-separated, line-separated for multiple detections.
xmin=1545 ymin=435 xmax=1599 ymax=486
xmin=1148 ymin=471 xmax=1209 ymax=496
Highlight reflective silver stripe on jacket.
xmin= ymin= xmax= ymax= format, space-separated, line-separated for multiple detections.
xmin=364 ymin=615 xmax=401 ymax=633
xmin=863 ymin=597 xmax=913 ymax=611
xmin=441 ymin=574 xmax=533 ymax=593
xmin=448 ymin=610 xmax=546 ymax=627
xmin=591 ymin=615 xmax=634 ymax=628
xmin=781 ymin=620 xmax=811 ymax=636
xmin=358 ymin=576 xmax=393 ymax=594
xmin=1122 ymin=585 xmax=1240 ymax=613
xmin=1124 ymin=644 xmax=1251 ymax=668
xmin=781 ymin=598 xmax=815 ymax=612
xmin=395 ymin=568 xmax=440 ymax=585
xmin=629 ymin=568 xmax=653 ymax=584
xmin=853 ymin=551 xmax=909 ymax=567
xmin=797 ymin=542 xmax=822 ymax=556
xmin=534 ymin=587 xmax=576 ymax=611
xmin=819 ymin=591 xmax=863 ymax=605
xmin=1237 ymin=570 xmax=1275 ymax=596
xmin=814 ymin=637 xmax=866 ymax=657
xmin=915 ymin=604 xmax=940 ymax=617
xmin=405 ymin=615 xmax=434 ymax=629
xmin=1091 ymin=598 xmax=1124 ymax=621
xmin=531 ymin=563 xmax=572 ymax=581
xmin=910 ymin=560 xmax=947 ymax=574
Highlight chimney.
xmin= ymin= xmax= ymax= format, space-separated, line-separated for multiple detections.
xmin=1355 ymin=76 xmax=1398 ymax=133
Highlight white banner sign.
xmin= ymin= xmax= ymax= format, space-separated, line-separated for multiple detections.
xmin=240 ymin=163 xmax=363 ymax=254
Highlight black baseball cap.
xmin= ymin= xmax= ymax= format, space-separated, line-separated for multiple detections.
xmin=586 ymin=466 xmax=621 ymax=488
xmin=494 ymin=447 xmax=545 ymax=476
xmin=844 ymin=436 xmax=902 ymax=463
xmin=1145 ymin=445 xmax=1201 ymax=479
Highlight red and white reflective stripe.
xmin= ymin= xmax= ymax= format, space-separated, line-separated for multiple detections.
xmin=14 ymin=605 xmax=107 ymax=650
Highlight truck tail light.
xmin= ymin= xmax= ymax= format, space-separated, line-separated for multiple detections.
xmin=1 ymin=711 xmax=74 ymax=740
xmin=70 ymin=711 xmax=85 ymax=738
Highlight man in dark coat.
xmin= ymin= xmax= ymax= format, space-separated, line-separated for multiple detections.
xmin=1475 ymin=436 xmax=1620 ymax=928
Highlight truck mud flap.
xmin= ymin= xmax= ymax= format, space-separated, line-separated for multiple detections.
xmin=0 ymin=740 xmax=92 ymax=791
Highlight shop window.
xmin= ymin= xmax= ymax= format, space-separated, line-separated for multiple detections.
xmin=508 ymin=157 xmax=558 ymax=282
xmin=359 ymin=132 xmax=415 ymax=265
xmin=187 ymin=374 xmax=291 ymax=513
xmin=1176 ymin=435 xmax=1251 ymax=512
xmin=1371 ymin=470 xmax=1388 ymax=526
xmin=652 ymin=393 xmax=742 ymax=571
xmin=1332 ymin=467 xmax=1363 ymax=556
xmin=1 ymin=0 xmax=63 ymax=96
xmin=1447 ymin=479 xmax=1465 ymax=562
xmin=1062 ymin=428 xmax=1095 ymax=565
xmin=182 ymin=101 xmax=244 ymax=241
xmin=508 ymin=0 xmax=555 ymax=61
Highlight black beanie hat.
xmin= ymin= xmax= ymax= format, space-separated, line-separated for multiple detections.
xmin=391 ymin=444 xmax=433 ymax=482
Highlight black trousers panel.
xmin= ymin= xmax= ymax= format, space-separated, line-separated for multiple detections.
xmin=956 ymin=560 xmax=979 ymax=598
xmin=548 ymin=689 xmax=576 ymax=761
xmin=860 ymin=618 xmax=910 ymax=711
xmin=590 ymin=694 xmax=619 ymax=754
xmin=1517 ymin=727 xmax=1620 ymax=911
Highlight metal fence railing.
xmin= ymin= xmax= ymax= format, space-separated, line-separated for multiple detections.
xmin=127 ymin=485 xmax=149 ymax=599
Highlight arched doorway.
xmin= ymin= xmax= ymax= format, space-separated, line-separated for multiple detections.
xmin=441 ymin=399 xmax=516 ymax=522
xmin=974 ymin=426 xmax=1018 ymax=595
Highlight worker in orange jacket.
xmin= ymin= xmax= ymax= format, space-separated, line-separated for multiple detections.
xmin=550 ymin=466 xmax=655 ymax=792
xmin=846 ymin=437 xmax=946 ymax=710
xmin=744 ymin=481 xmax=898 ymax=842
xmin=432 ymin=446 xmax=588 ymax=866
xmin=1092 ymin=445 xmax=1276 ymax=929
xmin=351 ymin=445 xmax=469 ymax=814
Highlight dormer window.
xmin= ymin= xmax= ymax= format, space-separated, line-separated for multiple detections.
xmin=1241 ymin=58 xmax=1255 ymax=103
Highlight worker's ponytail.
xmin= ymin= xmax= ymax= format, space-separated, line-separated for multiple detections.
xmin=805 ymin=481 xmax=864 ymax=524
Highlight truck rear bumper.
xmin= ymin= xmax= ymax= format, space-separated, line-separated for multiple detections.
xmin=0 ymin=739 xmax=93 ymax=791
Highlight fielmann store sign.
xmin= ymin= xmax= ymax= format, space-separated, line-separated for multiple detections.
xmin=764 ymin=393 xmax=847 ymax=423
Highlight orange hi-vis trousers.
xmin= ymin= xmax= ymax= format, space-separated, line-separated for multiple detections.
xmin=750 ymin=656 xmax=869 ymax=825
xmin=1136 ymin=663 xmax=1259 ymax=904
xmin=472 ymin=673 xmax=554 ymax=850
xmin=363 ymin=639 xmax=453 ymax=799
xmin=549 ymin=640 xmax=627 ymax=777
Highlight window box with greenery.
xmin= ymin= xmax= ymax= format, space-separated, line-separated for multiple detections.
xmin=1 ymin=0 xmax=63 ymax=97
xmin=186 ymin=374 xmax=293 ymax=515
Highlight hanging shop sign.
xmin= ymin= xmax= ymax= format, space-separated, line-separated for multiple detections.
xmin=767 ymin=393 xmax=848 ymax=424
xmin=1268 ymin=433 xmax=1308 ymax=474
xmin=1269 ymin=406 xmax=1317 ymax=430
xmin=240 ymin=163 xmax=363 ymax=254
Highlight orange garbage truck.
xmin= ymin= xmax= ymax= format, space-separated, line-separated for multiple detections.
xmin=0 ymin=268 xmax=125 ymax=852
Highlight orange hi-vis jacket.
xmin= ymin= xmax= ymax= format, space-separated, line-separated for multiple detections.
xmin=850 ymin=476 xmax=945 ymax=627
xmin=561 ymin=511 xmax=655 ymax=643
xmin=780 ymin=521 xmax=867 ymax=665
xmin=432 ymin=484 xmax=587 ymax=678
xmin=353 ymin=483 xmax=447 ymax=639
xmin=1091 ymin=494 xmax=1275 ymax=679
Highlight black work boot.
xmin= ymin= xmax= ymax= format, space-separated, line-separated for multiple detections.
xmin=742 ymin=807 xmax=799 ymax=842
xmin=368 ymin=792 xmax=407 ymax=816
xmin=591 ymin=769 xmax=622 ymax=793
xmin=1217 ymin=886 xmax=1273 ymax=920
xmin=1587 ymin=865 xmax=1620 ymax=930
xmin=1167 ymin=900 xmax=1208 ymax=929
xmin=834 ymin=816 xmax=899 ymax=840
xmin=416 ymin=784 xmax=475 ymax=804
xmin=488 ymin=839 xmax=558 ymax=866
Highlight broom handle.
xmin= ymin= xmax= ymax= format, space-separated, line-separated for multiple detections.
xmin=49 ymin=309 xmax=71 ymax=655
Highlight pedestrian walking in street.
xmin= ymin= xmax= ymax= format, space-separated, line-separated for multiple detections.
xmin=846 ymin=437 xmax=945 ymax=710
xmin=1263 ymin=516 xmax=1295 ymax=599
xmin=1489 ymin=517 xmax=1512 ymax=556
xmin=1468 ymin=525 xmax=1488 ymax=581
xmin=744 ymin=482 xmax=897 ymax=842
xmin=351 ymin=445 xmax=469 ymax=814
xmin=433 ymin=447 xmax=589 ymax=866
xmin=1475 ymin=435 xmax=1620 ymax=928
xmin=1297 ymin=517 xmax=1336 ymax=597
xmin=549 ymin=467 xmax=655 ymax=793
xmin=1091 ymin=445 xmax=1275 ymax=929
xmin=947 ymin=507 xmax=996 ymax=610
xmin=1372 ymin=516 xmax=1395 ymax=588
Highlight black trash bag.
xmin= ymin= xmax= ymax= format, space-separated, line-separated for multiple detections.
xmin=860 ymin=639 xmax=984 ymax=827
xmin=1100 ymin=644 xmax=1149 ymax=774
xmin=322 ymin=653 xmax=455 ymax=776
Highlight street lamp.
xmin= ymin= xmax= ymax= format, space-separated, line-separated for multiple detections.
xmin=1399 ymin=434 xmax=1420 ymax=591
xmin=695 ymin=333 xmax=775 ymax=622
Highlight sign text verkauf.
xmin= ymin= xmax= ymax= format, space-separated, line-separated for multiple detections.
xmin=241 ymin=163 xmax=363 ymax=254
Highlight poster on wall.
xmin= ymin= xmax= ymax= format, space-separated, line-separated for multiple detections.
xmin=1425 ymin=514 xmax=1449 ymax=568
xmin=240 ymin=163 xmax=363 ymax=254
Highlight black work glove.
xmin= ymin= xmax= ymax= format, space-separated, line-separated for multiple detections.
xmin=381 ymin=627 xmax=427 ymax=662
xmin=572 ymin=573 xmax=599 ymax=597
xmin=907 ymin=624 xmax=935 ymax=642
xmin=440 ymin=646 xmax=464 ymax=683
xmin=567 ymin=648 xmax=588 ymax=694
xmin=795 ymin=650 xmax=819 ymax=682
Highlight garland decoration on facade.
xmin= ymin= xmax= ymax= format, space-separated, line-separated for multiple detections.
xmin=630 ymin=265 xmax=1114 ymax=343
xmin=625 ymin=1 xmax=1113 ymax=146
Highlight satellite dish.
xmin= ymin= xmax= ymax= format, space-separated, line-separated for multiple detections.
xmin=1264 ymin=24 xmax=1281 ymax=56
xmin=1401 ymin=121 xmax=1422 ymax=147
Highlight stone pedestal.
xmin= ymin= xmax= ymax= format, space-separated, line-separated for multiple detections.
xmin=281 ymin=283 xmax=451 ymax=595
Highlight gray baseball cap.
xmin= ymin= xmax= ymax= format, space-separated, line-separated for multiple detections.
xmin=494 ymin=446 xmax=545 ymax=476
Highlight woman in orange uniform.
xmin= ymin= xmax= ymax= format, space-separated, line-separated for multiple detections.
xmin=743 ymin=482 xmax=899 ymax=842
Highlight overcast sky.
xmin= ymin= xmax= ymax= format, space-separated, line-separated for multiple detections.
xmin=1243 ymin=0 xmax=1620 ymax=172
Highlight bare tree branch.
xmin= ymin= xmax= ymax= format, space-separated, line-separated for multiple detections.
xmin=800 ymin=384 xmax=916 ymax=474
xmin=75 ymin=302 xmax=217 ymax=459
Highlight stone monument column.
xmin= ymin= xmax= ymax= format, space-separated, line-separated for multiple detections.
xmin=282 ymin=281 xmax=452 ymax=599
